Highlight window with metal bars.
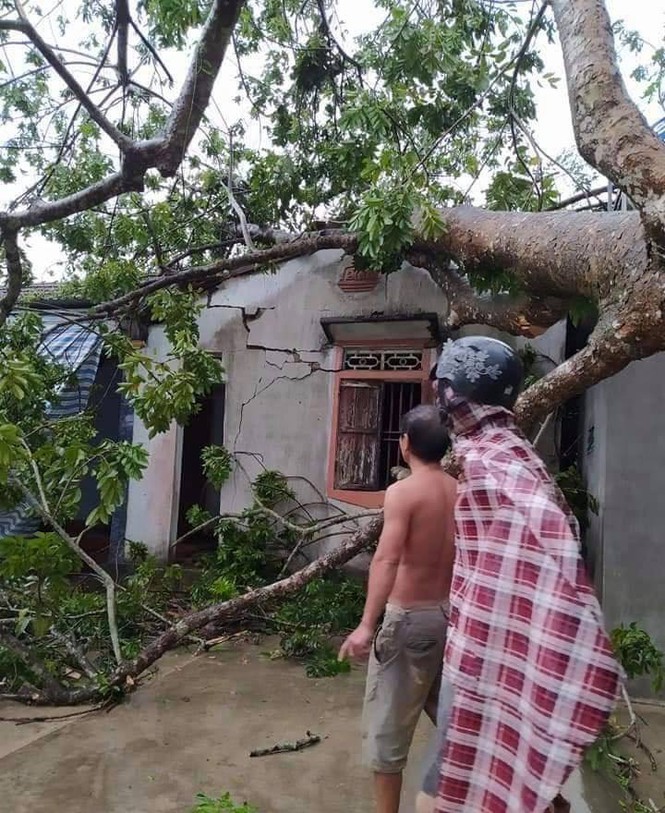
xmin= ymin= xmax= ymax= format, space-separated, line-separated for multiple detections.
xmin=333 ymin=379 xmax=423 ymax=491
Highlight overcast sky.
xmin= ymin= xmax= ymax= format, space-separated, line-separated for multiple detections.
xmin=11 ymin=0 xmax=665 ymax=280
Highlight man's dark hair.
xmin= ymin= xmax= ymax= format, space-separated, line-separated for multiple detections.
xmin=400 ymin=405 xmax=450 ymax=463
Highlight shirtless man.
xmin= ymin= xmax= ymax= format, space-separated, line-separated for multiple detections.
xmin=339 ymin=405 xmax=456 ymax=813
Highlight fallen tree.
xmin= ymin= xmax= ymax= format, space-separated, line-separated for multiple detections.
xmin=1 ymin=0 xmax=665 ymax=705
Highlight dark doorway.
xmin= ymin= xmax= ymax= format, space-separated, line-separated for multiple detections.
xmin=175 ymin=384 xmax=226 ymax=559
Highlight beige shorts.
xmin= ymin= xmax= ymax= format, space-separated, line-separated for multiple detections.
xmin=362 ymin=603 xmax=449 ymax=774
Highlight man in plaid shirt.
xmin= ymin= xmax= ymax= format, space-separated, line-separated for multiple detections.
xmin=417 ymin=336 xmax=621 ymax=813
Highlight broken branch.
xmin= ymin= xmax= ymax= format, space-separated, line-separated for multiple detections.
xmin=551 ymin=0 xmax=665 ymax=241
xmin=250 ymin=731 xmax=321 ymax=757
xmin=0 ymin=228 xmax=23 ymax=327
xmin=109 ymin=516 xmax=383 ymax=694
xmin=8 ymin=4 xmax=131 ymax=150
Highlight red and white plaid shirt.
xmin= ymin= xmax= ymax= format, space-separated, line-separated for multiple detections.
xmin=437 ymin=401 xmax=621 ymax=813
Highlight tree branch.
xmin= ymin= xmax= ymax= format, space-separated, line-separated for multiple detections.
xmin=551 ymin=0 xmax=665 ymax=242
xmin=84 ymin=207 xmax=652 ymax=320
xmin=89 ymin=231 xmax=357 ymax=315
xmin=547 ymin=184 xmax=608 ymax=211
xmin=515 ymin=321 xmax=651 ymax=433
xmin=0 ymin=0 xmax=246 ymax=257
xmin=156 ymin=0 xmax=247 ymax=177
xmin=0 ymin=630 xmax=71 ymax=703
xmin=3 ymin=172 xmax=132 ymax=230
xmin=417 ymin=206 xmax=647 ymax=304
xmin=109 ymin=516 xmax=382 ymax=693
xmin=424 ymin=261 xmax=566 ymax=337
xmin=7 ymin=4 xmax=131 ymax=150
xmin=12 ymin=479 xmax=123 ymax=666
xmin=0 ymin=229 xmax=23 ymax=327
xmin=115 ymin=0 xmax=130 ymax=87
xmin=129 ymin=19 xmax=174 ymax=85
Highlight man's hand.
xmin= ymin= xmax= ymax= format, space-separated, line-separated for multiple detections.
xmin=338 ymin=622 xmax=374 ymax=662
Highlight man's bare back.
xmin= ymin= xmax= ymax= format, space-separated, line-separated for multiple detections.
xmin=338 ymin=404 xmax=455 ymax=813
xmin=387 ymin=468 xmax=456 ymax=608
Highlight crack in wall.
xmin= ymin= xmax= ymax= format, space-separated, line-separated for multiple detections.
xmin=206 ymin=300 xmax=326 ymax=356
xmin=233 ymin=366 xmax=322 ymax=449
xmin=207 ymin=300 xmax=341 ymax=449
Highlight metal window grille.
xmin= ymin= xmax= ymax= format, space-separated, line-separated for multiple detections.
xmin=378 ymin=381 xmax=422 ymax=488
xmin=343 ymin=349 xmax=423 ymax=372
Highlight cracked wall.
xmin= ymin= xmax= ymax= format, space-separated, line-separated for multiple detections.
xmin=125 ymin=249 xmax=448 ymax=558
xmin=201 ymin=249 xmax=448 ymax=524
xmin=124 ymin=248 xmax=567 ymax=564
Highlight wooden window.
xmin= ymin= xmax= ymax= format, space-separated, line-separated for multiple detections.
xmin=327 ymin=345 xmax=435 ymax=508
xmin=334 ymin=381 xmax=383 ymax=490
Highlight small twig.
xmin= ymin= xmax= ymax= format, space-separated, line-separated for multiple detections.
xmin=129 ymin=17 xmax=174 ymax=85
xmin=11 ymin=478 xmax=123 ymax=666
xmin=626 ymin=731 xmax=659 ymax=773
xmin=278 ymin=535 xmax=310 ymax=579
xmin=49 ymin=627 xmax=98 ymax=681
xmin=532 ymin=412 xmax=553 ymax=447
xmin=227 ymin=134 xmax=255 ymax=250
xmin=249 ymin=731 xmax=321 ymax=757
xmin=0 ymin=703 xmax=110 ymax=725
xmin=169 ymin=513 xmax=247 ymax=549
xmin=200 ymin=629 xmax=252 ymax=652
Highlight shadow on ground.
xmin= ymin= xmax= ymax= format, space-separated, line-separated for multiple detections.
xmin=0 ymin=640 xmax=663 ymax=813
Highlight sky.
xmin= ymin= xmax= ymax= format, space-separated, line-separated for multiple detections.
xmin=5 ymin=0 xmax=665 ymax=280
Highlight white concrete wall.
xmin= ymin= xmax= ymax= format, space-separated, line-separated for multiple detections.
xmin=124 ymin=325 xmax=183 ymax=559
xmin=125 ymin=250 xmax=448 ymax=558
xmin=582 ymin=352 xmax=665 ymax=689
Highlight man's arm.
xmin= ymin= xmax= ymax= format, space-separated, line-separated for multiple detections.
xmin=338 ymin=485 xmax=411 ymax=660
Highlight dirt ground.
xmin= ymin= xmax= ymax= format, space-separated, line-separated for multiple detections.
xmin=0 ymin=640 xmax=663 ymax=813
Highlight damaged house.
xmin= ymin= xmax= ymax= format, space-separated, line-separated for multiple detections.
xmin=3 ymin=249 xmax=665 ymax=668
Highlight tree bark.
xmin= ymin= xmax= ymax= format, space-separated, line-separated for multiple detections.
xmin=423 ymin=258 xmax=567 ymax=337
xmin=156 ymin=0 xmax=247 ymax=176
xmin=551 ymin=0 xmax=665 ymax=244
xmin=418 ymin=207 xmax=647 ymax=305
xmin=0 ymin=229 xmax=23 ymax=326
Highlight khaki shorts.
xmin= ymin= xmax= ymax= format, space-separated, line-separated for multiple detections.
xmin=421 ymin=678 xmax=455 ymax=796
xmin=362 ymin=603 xmax=449 ymax=773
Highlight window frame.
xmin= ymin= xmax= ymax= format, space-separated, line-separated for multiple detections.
xmin=327 ymin=341 xmax=436 ymax=508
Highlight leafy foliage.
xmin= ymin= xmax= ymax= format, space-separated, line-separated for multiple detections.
xmin=584 ymin=622 xmax=664 ymax=811
xmin=611 ymin=622 xmax=664 ymax=693
xmin=274 ymin=575 xmax=364 ymax=677
xmin=0 ymin=535 xmax=183 ymax=694
xmin=555 ymin=465 xmax=599 ymax=535
xmin=185 ymin=461 xmax=362 ymax=676
xmin=190 ymin=793 xmax=257 ymax=813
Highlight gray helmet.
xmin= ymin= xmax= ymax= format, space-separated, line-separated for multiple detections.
xmin=435 ymin=336 xmax=524 ymax=409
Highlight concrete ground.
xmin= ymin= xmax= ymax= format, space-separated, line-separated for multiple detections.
xmin=0 ymin=640 xmax=663 ymax=813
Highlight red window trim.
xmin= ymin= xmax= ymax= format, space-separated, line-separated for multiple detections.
xmin=327 ymin=343 xmax=436 ymax=508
